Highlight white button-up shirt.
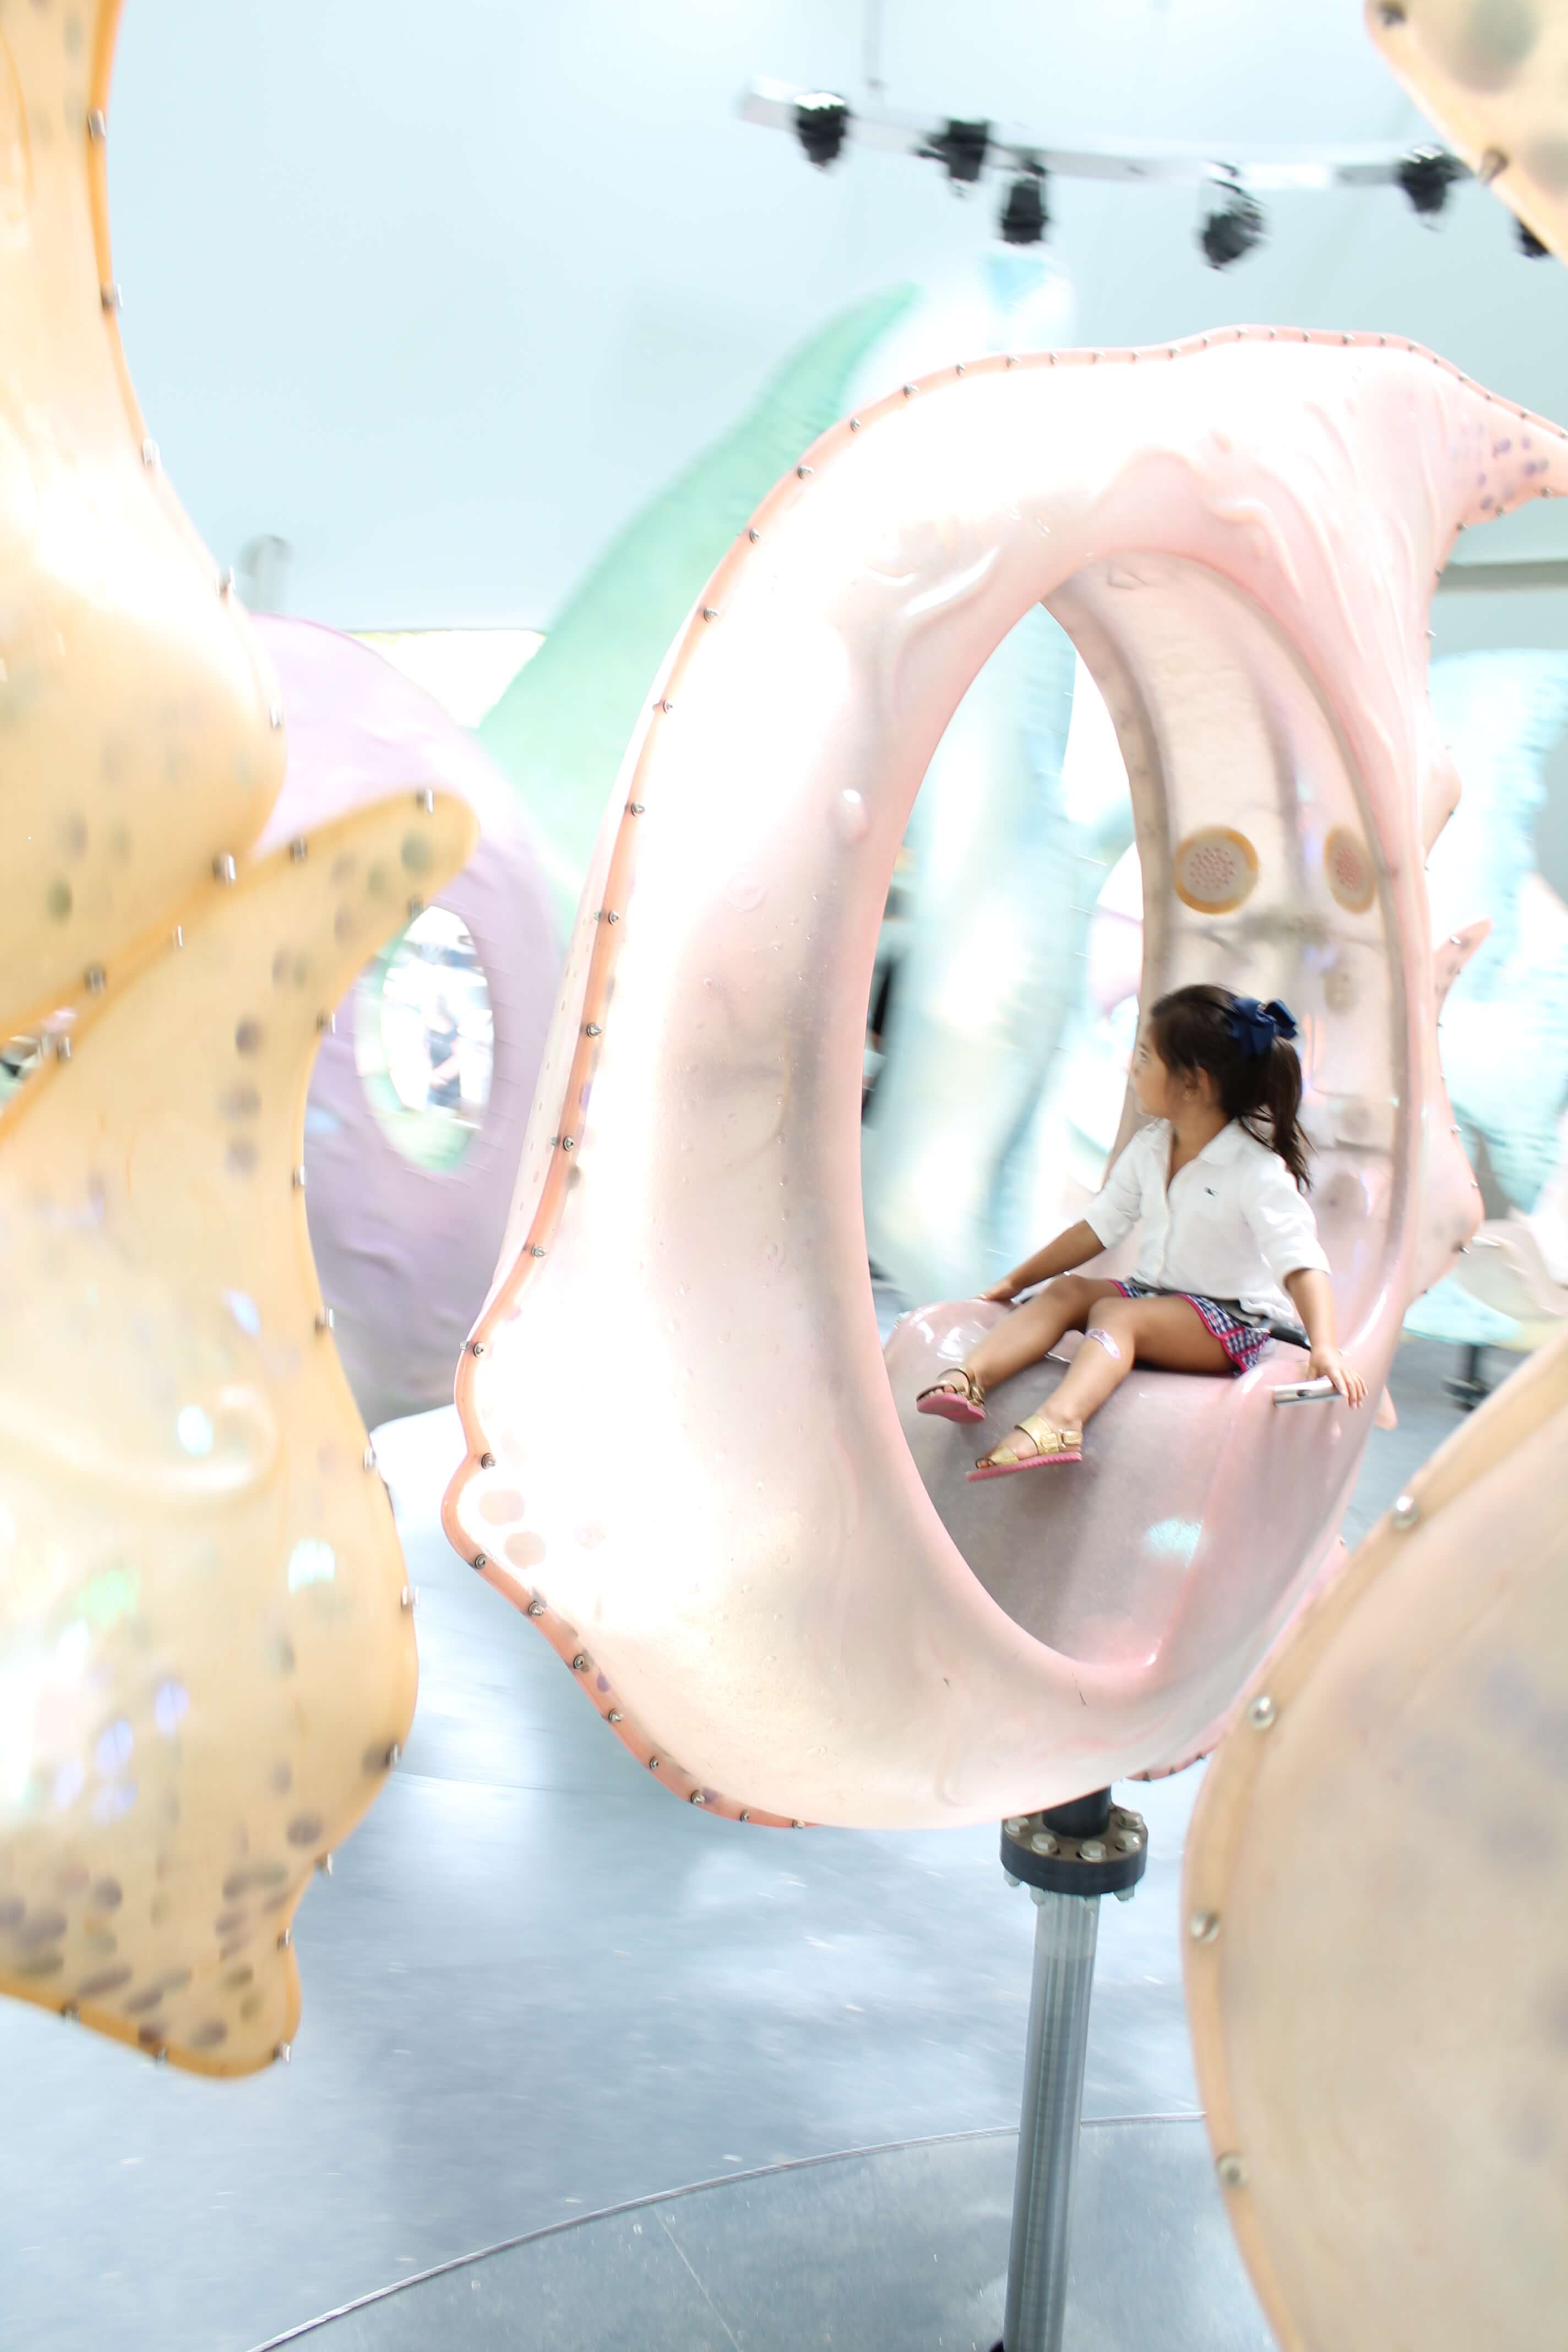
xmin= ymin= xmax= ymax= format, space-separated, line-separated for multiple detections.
xmin=1082 ymin=1118 xmax=1330 ymax=1320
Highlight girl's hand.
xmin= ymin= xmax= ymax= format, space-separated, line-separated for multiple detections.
xmin=1309 ymin=1346 xmax=1366 ymax=1407
xmin=981 ymin=1277 xmax=1019 ymax=1305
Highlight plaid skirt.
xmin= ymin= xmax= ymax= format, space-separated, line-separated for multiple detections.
xmin=1113 ymin=1280 xmax=1275 ymax=1375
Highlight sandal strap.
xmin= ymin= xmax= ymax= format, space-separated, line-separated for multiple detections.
xmin=919 ymin=1365 xmax=984 ymax=1406
xmin=1015 ymin=1414 xmax=1082 ymax=1455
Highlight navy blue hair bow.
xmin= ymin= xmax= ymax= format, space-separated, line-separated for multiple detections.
xmin=1228 ymin=995 xmax=1298 ymax=1057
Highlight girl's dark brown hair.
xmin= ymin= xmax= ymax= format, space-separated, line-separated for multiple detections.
xmin=1149 ymin=983 xmax=1311 ymax=1190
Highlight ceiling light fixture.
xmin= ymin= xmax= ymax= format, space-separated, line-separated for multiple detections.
xmin=998 ymin=163 xmax=1049 ymax=246
xmin=793 ymin=91 xmax=851 ymax=169
xmin=1198 ymin=171 xmax=1265 ymax=269
xmin=1397 ymin=146 xmax=1466 ymax=220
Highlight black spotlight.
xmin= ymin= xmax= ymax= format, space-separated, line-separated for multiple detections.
xmin=793 ymin=92 xmax=851 ymax=169
xmin=1397 ymin=146 xmax=1464 ymax=219
xmin=924 ymin=117 xmax=992 ymax=188
xmin=1198 ymin=177 xmax=1265 ymax=270
xmin=1517 ymin=216 xmax=1551 ymax=258
xmin=999 ymin=165 xmax=1049 ymax=246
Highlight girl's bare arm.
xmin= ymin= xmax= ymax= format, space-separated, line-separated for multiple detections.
xmin=982 ymin=1221 xmax=1104 ymax=1303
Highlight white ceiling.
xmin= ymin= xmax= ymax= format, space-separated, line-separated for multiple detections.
xmin=110 ymin=0 xmax=1568 ymax=628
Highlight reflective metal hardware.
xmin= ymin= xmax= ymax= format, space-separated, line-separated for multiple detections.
xmin=791 ymin=1820 xmax=807 ymax=1830
xmin=62 ymin=2004 xmax=79 ymax=2022
xmin=605 ymin=911 xmax=619 ymax=924
xmin=1080 ymin=1839 xmax=1107 ymax=1863
xmin=269 ymin=703 xmax=285 ymax=728
xmin=701 ymin=606 xmax=718 ymax=620
xmin=1216 ymin=2153 xmax=1247 ymax=2190
xmin=292 ymin=1166 xmax=307 ymax=1190
xmin=849 ymin=416 xmax=861 ymax=430
xmin=530 ymin=1244 xmax=546 ymax=1257
xmin=141 ymin=438 xmax=159 ymax=467
xmin=399 ymin=1587 xmax=413 ymax=1610
xmin=1478 ymin=146 xmax=1508 ymax=184
xmin=275 ymin=2041 xmax=292 ymax=2065
xmin=607 ymin=1708 xmax=623 ymax=1724
xmin=417 ymin=788 xmax=435 ymax=812
xmin=1005 ymin=1816 xmax=1028 ymax=1836
xmin=470 ymin=1340 xmax=485 ymax=1356
xmin=479 ymin=1452 xmax=495 ymax=1469
xmin=1004 ymin=1871 xmax=1022 ymax=1889
xmin=213 ymin=853 xmax=237 ymax=884
xmin=88 ymin=108 xmax=106 ymax=139
xmin=571 ymin=1654 xmax=590 ymax=1672
xmin=585 ymin=1023 xmax=602 ymax=1037
xmin=1004 ymin=1882 xmax=1101 ymax=2352
xmin=526 ymin=1599 xmax=546 ymax=1618
xmin=1392 ymin=1493 xmax=1419 ymax=1528
xmin=315 ymin=1308 xmax=334 ymax=1333
xmin=902 ymin=382 xmax=916 ymax=395
xmin=56 ymin=1037 xmax=72 ymax=1062
xmin=362 ymin=1446 xmax=377 ymax=1471
xmin=690 ymin=1790 xmax=707 ymax=1804
xmin=277 ymin=1928 xmax=292 ymax=1948
xmin=649 ymin=1757 xmax=661 ymax=1771
xmin=317 ymin=1854 xmax=333 ymax=1876
xmin=628 ymin=801 xmax=645 ymax=815
xmin=1271 ymin=1376 xmax=1337 ymax=1406
xmin=1189 ymin=1911 xmax=1221 ymax=1944
xmin=384 ymin=1744 xmax=401 ymax=1768
xmin=797 ymin=464 xmax=813 ymax=479
xmin=1115 ymin=1827 xmax=1142 ymax=1852
xmin=1246 ymin=1695 xmax=1277 ymax=1730
xmin=171 ymin=924 xmax=183 ymax=949
xmin=739 ymin=1809 xmax=752 ymax=1823
xmin=1030 ymin=1831 xmax=1058 ymax=1855
xmin=289 ymin=838 xmax=308 ymax=862
xmin=472 ymin=1553 xmax=488 ymax=1571
xmin=748 ymin=527 xmax=760 ymax=542
xmin=560 ymin=1136 xmax=576 ymax=1151
xmin=660 ymin=699 xmax=674 ymax=714
xmin=84 ymin=966 xmax=106 ymax=993
xmin=100 ymin=282 xmax=121 ymax=311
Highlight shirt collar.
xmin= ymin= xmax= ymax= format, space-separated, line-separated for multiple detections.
xmin=1194 ymin=1120 xmax=1248 ymax=1166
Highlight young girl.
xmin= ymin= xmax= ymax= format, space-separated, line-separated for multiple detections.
xmin=916 ymin=984 xmax=1367 ymax=1478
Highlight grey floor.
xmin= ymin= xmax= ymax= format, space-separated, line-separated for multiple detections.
xmin=0 ymin=1335 xmax=1474 ymax=2352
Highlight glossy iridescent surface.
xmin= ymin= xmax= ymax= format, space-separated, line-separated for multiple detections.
xmin=251 ymin=620 xmax=560 ymax=1429
xmin=0 ymin=2 xmax=474 ymax=2071
xmin=1368 ymin=0 xmax=1568 ymax=261
xmin=1185 ymin=1320 xmax=1568 ymax=2349
xmin=448 ymin=333 xmax=1565 ymax=1828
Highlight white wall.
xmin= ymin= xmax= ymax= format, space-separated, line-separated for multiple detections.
xmin=107 ymin=0 xmax=1568 ymax=628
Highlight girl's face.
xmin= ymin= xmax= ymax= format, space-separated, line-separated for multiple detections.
xmin=1131 ymin=1030 xmax=1175 ymax=1118
xmin=1133 ymin=1027 xmax=1215 ymax=1119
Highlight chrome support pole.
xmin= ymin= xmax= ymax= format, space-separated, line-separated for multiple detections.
xmin=1001 ymin=1885 xmax=1101 ymax=2352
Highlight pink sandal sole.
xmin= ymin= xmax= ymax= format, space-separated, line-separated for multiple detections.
xmin=966 ymin=1444 xmax=1082 ymax=1483
xmin=916 ymin=1390 xmax=986 ymax=1425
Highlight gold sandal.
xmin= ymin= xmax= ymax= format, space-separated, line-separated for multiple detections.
xmin=916 ymin=1366 xmax=986 ymax=1425
xmin=968 ymin=1412 xmax=1083 ymax=1481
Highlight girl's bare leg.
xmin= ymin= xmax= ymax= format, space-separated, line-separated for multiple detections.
xmin=941 ymin=1276 xmax=1126 ymax=1393
xmin=975 ymin=1294 xmax=1234 ymax=1470
xmin=1038 ymin=1294 xmax=1232 ymax=1427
